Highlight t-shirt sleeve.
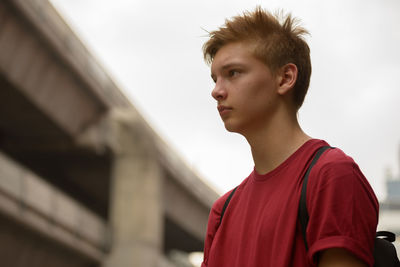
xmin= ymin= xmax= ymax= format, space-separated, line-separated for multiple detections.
xmin=201 ymin=190 xmax=233 ymax=267
xmin=305 ymin=150 xmax=379 ymax=267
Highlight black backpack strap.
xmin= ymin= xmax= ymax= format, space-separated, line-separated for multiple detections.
xmin=374 ymin=232 xmax=400 ymax=267
xmin=220 ymin=186 xmax=238 ymax=223
xmin=299 ymin=146 xmax=332 ymax=250
xmin=376 ymin=231 xmax=396 ymax=243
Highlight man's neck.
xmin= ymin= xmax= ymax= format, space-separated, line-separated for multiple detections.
xmin=245 ymin=115 xmax=311 ymax=175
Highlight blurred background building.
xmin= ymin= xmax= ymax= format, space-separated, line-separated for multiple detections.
xmin=0 ymin=0 xmax=218 ymax=266
xmin=1 ymin=0 xmax=399 ymax=266
xmin=378 ymin=145 xmax=400 ymax=251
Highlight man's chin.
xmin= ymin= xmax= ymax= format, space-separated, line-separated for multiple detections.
xmin=223 ymin=122 xmax=241 ymax=133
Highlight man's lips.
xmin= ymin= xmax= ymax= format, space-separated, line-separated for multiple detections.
xmin=217 ymin=105 xmax=232 ymax=116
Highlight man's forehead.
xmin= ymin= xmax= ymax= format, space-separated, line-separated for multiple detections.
xmin=211 ymin=48 xmax=256 ymax=77
xmin=211 ymin=51 xmax=240 ymax=71
xmin=212 ymin=42 xmax=255 ymax=65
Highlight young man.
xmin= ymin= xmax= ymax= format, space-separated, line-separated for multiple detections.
xmin=201 ymin=7 xmax=378 ymax=267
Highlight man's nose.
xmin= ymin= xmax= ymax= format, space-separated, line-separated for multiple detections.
xmin=211 ymin=81 xmax=227 ymax=101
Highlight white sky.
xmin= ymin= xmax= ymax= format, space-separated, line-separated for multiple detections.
xmin=49 ymin=0 xmax=400 ymax=200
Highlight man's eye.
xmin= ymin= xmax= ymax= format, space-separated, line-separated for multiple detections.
xmin=229 ymin=70 xmax=239 ymax=77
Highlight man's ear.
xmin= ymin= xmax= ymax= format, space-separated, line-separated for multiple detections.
xmin=276 ymin=63 xmax=298 ymax=95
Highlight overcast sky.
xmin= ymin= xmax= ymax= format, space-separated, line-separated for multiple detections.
xmin=49 ymin=0 xmax=400 ymax=200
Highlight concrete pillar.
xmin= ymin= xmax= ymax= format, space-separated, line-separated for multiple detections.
xmin=103 ymin=110 xmax=164 ymax=267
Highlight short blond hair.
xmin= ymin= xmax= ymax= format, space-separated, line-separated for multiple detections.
xmin=203 ymin=7 xmax=311 ymax=109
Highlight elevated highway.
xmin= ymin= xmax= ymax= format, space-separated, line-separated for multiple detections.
xmin=0 ymin=0 xmax=219 ymax=266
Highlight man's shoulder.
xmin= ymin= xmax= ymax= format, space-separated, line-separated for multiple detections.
xmin=308 ymin=146 xmax=375 ymax=197
xmin=211 ymin=177 xmax=250 ymax=213
xmin=212 ymin=188 xmax=235 ymax=213
xmin=314 ymin=146 xmax=359 ymax=172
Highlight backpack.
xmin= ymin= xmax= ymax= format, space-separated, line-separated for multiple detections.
xmin=220 ymin=145 xmax=400 ymax=267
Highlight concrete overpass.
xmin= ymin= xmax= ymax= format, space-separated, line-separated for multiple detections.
xmin=0 ymin=0 xmax=219 ymax=266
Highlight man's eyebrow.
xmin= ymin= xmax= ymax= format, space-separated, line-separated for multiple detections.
xmin=211 ymin=62 xmax=247 ymax=78
xmin=220 ymin=62 xmax=246 ymax=70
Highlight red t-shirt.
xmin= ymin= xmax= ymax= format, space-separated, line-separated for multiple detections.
xmin=202 ymin=139 xmax=378 ymax=267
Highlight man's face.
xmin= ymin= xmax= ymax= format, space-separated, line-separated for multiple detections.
xmin=210 ymin=42 xmax=281 ymax=134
